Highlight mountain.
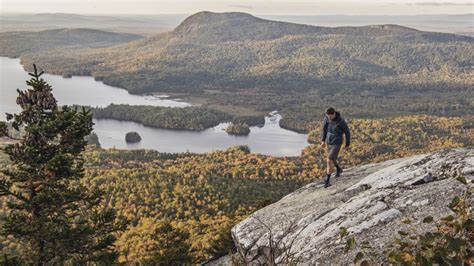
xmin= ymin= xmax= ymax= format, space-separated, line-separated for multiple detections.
xmin=172 ymin=11 xmax=320 ymax=43
xmin=3 ymin=13 xmax=471 ymax=37
xmin=211 ymin=148 xmax=473 ymax=264
xmin=0 ymin=28 xmax=143 ymax=57
xmin=0 ymin=13 xmax=183 ymax=36
xmin=9 ymin=11 xmax=472 ymax=94
xmin=260 ymin=14 xmax=474 ymax=37
xmin=2 ymin=12 xmax=473 ymax=126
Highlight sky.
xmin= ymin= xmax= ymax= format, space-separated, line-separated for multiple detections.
xmin=1 ymin=0 xmax=473 ymax=15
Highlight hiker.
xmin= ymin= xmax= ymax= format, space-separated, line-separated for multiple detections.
xmin=320 ymin=107 xmax=350 ymax=188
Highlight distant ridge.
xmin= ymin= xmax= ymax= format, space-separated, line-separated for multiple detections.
xmin=0 ymin=28 xmax=142 ymax=57
xmin=171 ymin=11 xmax=469 ymax=44
xmin=3 ymin=11 xmax=472 ymax=95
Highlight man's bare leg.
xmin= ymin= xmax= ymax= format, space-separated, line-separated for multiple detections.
xmin=327 ymin=158 xmax=335 ymax=175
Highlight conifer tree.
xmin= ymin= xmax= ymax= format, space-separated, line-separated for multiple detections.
xmin=0 ymin=65 xmax=118 ymax=264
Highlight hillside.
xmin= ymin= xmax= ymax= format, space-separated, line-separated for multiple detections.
xmin=1 ymin=11 xmax=473 ymax=131
xmin=226 ymin=148 xmax=473 ymax=264
xmin=0 ymin=13 xmax=182 ymax=36
xmin=1 ymin=114 xmax=472 ymax=263
xmin=0 ymin=28 xmax=143 ymax=57
xmin=261 ymin=14 xmax=474 ymax=37
xmin=2 ymin=13 xmax=471 ymax=37
xmin=5 ymin=11 xmax=471 ymax=92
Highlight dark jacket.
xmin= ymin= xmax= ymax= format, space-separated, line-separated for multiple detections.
xmin=320 ymin=111 xmax=350 ymax=146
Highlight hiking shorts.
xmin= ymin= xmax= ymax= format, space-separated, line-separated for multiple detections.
xmin=327 ymin=144 xmax=341 ymax=161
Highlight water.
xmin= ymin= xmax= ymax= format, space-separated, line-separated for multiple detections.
xmin=1 ymin=56 xmax=309 ymax=156
xmin=0 ymin=57 xmax=189 ymax=120
xmin=93 ymin=114 xmax=308 ymax=156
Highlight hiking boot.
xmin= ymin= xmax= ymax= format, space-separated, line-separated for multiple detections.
xmin=324 ymin=173 xmax=332 ymax=188
xmin=335 ymin=166 xmax=343 ymax=177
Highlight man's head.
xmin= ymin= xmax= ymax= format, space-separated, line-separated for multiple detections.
xmin=326 ymin=107 xmax=336 ymax=120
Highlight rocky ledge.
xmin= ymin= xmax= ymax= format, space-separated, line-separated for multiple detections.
xmin=229 ymin=148 xmax=473 ymax=265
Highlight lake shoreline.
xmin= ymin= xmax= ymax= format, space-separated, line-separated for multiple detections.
xmin=2 ymin=57 xmax=309 ymax=156
xmin=92 ymin=116 xmax=308 ymax=157
xmin=13 ymin=56 xmax=278 ymax=126
xmin=12 ymin=56 xmax=191 ymax=102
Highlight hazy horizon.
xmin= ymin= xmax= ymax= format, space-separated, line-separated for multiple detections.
xmin=1 ymin=0 xmax=473 ymax=16
xmin=1 ymin=10 xmax=472 ymax=37
xmin=1 ymin=11 xmax=474 ymax=16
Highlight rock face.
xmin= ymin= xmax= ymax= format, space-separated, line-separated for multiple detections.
xmin=231 ymin=148 xmax=473 ymax=265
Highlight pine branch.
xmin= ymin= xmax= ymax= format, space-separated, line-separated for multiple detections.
xmin=27 ymin=64 xmax=44 ymax=80
xmin=0 ymin=178 xmax=28 ymax=202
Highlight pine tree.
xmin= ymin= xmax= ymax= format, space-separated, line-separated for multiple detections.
xmin=0 ymin=65 xmax=118 ymax=264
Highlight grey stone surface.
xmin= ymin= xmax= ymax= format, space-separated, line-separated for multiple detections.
xmin=203 ymin=254 xmax=234 ymax=266
xmin=230 ymin=148 xmax=473 ymax=265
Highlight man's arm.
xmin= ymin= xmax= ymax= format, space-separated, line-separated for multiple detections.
xmin=342 ymin=119 xmax=350 ymax=147
xmin=320 ymin=116 xmax=328 ymax=143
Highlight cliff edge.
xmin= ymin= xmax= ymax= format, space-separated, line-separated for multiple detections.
xmin=229 ymin=148 xmax=473 ymax=264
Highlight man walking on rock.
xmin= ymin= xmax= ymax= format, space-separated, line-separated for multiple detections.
xmin=320 ymin=107 xmax=350 ymax=188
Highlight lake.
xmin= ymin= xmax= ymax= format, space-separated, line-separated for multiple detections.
xmin=0 ymin=57 xmax=190 ymax=120
xmin=1 ymin=57 xmax=309 ymax=156
xmin=94 ymin=114 xmax=309 ymax=156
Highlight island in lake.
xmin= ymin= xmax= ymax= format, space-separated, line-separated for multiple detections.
xmin=225 ymin=122 xmax=251 ymax=136
xmin=125 ymin=131 xmax=142 ymax=143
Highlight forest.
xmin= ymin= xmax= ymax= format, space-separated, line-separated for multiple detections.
xmin=0 ymin=28 xmax=142 ymax=58
xmin=76 ymin=79 xmax=473 ymax=134
xmin=225 ymin=123 xmax=251 ymax=135
xmin=88 ymin=104 xmax=232 ymax=130
xmin=1 ymin=114 xmax=472 ymax=263
xmin=86 ymin=104 xmax=265 ymax=130
xmin=0 ymin=11 xmax=473 ymax=264
xmin=11 ymin=12 xmax=473 ymax=96
xmin=0 ymin=12 xmax=471 ymax=134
